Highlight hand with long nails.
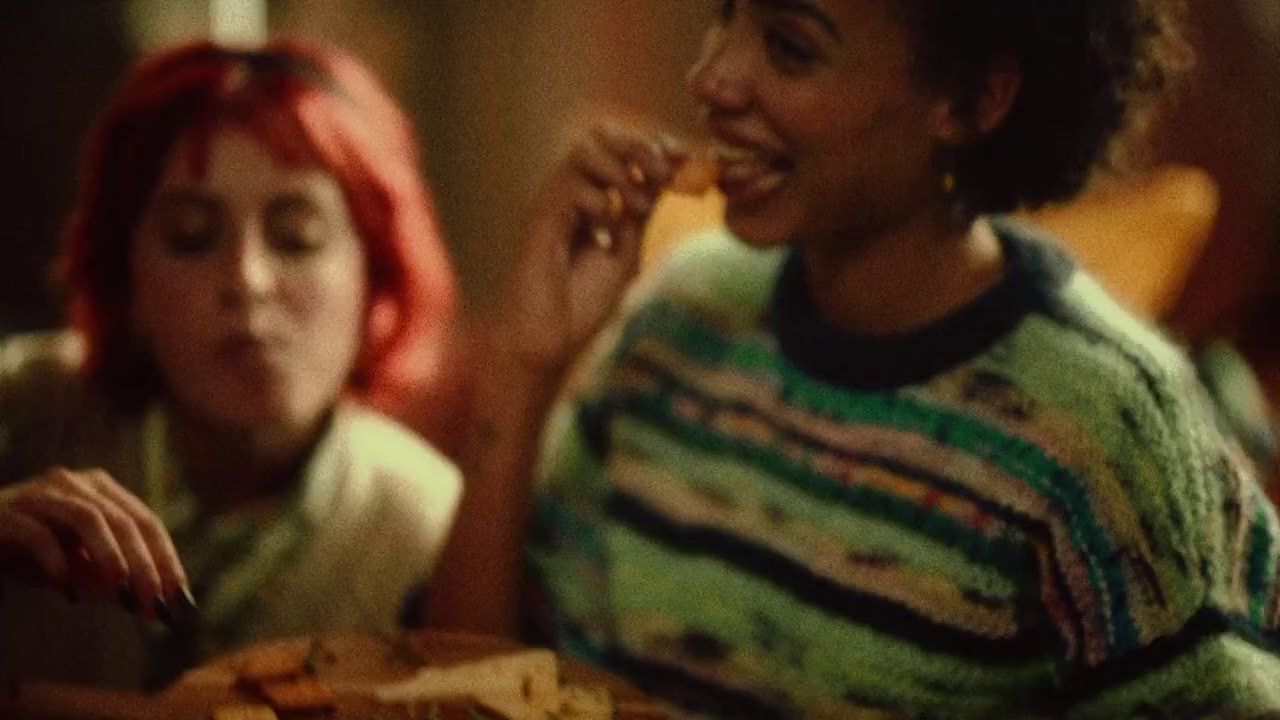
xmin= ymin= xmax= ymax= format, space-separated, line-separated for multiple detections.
xmin=0 ymin=466 xmax=196 ymax=625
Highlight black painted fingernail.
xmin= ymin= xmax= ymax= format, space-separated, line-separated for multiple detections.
xmin=118 ymin=586 xmax=140 ymax=615
xmin=62 ymin=583 xmax=80 ymax=604
xmin=175 ymin=585 xmax=199 ymax=614
xmin=152 ymin=597 xmax=172 ymax=625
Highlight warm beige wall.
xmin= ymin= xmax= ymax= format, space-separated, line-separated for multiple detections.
xmin=275 ymin=1 xmax=710 ymax=314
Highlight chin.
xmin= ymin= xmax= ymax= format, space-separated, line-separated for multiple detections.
xmin=724 ymin=210 xmax=796 ymax=250
xmin=188 ymin=381 xmax=298 ymax=428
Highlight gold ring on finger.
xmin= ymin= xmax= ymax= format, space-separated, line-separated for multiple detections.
xmin=605 ymin=186 xmax=626 ymax=222
xmin=592 ymin=226 xmax=614 ymax=251
xmin=628 ymin=161 xmax=647 ymax=186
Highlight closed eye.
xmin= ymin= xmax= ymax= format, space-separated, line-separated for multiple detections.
xmin=265 ymin=194 xmax=329 ymax=256
xmin=151 ymin=192 xmax=223 ymax=256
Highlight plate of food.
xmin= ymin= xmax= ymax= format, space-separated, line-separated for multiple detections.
xmin=1 ymin=631 xmax=671 ymax=719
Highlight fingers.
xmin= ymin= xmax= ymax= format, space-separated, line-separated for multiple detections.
xmin=0 ymin=510 xmax=68 ymax=586
xmin=566 ymin=123 xmax=688 ymax=253
xmin=12 ymin=479 xmax=130 ymax=591
xmin=86 ymin=470 xmax=188 ymax=606
xmin=593 ymin=125 xmax=687 ymax=192
xmin=0 ymin=467 xmax=191 ymax=620
xmin=570 ymin=140 xmax=653 ymax=219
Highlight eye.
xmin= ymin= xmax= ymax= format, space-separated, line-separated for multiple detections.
xmin=265 ymin=198 xmax=329 ymax=256
xmin=715 ymin=0 xmax=734 ymax=23
xmin=154 ymin=198 xmax=222 ymax=256
xmin=765 ymin=27 xmax=820 ymax=73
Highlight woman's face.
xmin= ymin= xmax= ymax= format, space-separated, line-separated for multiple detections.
xmin=131 ymin=129 xmax=368 ymax=434
xmin=690 ymin=0 xmax=951 ymax=249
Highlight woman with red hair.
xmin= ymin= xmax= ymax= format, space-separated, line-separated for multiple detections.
xmin=0 ymin=39 xmax=460 ymax=687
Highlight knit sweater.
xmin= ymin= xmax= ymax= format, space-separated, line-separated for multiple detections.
xmin=528 ymin=219 xmax=1280 ymax=719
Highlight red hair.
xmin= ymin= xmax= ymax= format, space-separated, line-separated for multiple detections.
xmin=60 ymin=39 xmax=456 ymax=414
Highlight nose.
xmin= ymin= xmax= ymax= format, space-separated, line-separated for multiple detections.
xmin=687 ymin=24 xmax=752 ymax=114
xmin=220 ymin=226 xmax=276 ymax=308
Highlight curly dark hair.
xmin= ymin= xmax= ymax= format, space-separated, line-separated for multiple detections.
xmin=893 ymin=0 xmax=1191 ymax=214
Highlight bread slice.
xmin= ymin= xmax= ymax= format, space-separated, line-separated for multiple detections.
xmin=558 ymin=684 xmax=613 ymax=719
xmin=374 ymin=649 xmax=560 ymax=720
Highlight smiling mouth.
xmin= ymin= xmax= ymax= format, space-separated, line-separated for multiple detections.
xmin=712 ymin=141 xmax=791 ymax=204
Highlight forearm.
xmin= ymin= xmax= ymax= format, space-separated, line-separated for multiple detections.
xmin=424 ymin=336 xmax=566 ymax=637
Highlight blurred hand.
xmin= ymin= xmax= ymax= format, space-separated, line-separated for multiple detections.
xmin=0 ymin=467 xmax=190 ymax=620
xmin=499 ymin=121 xmax=687 ymax=378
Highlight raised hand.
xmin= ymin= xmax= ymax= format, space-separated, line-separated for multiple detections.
xmin=498 ymin=121 xmax=688 ymax=378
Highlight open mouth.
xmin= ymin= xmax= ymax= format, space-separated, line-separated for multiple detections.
xmin=712 ymin=140 xmax=791 ymax=205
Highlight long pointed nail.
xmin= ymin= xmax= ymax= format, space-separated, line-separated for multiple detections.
xmin=152 ymin=597 xmax=172 ymax=625
xmin=175 ymin=585 xmax=199 ymax=614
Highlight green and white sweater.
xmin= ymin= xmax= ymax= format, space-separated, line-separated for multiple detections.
xmin=529 ymin=219 xmax=1280 ymax=719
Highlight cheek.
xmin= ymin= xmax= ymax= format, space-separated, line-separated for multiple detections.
xmin=287 ymin=258 xmax=369 ymax=353
xmin=131 ymin=257 xmax=215 ymax=343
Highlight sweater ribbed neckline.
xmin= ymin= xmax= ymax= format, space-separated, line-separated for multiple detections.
xmin=767 ymin=218 xmax=1075 ymax=390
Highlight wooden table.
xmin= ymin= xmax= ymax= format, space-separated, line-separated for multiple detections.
xmin=1 ymin=631 xmax=669 ymax=719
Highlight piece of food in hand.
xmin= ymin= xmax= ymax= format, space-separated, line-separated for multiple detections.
xmin=668 ymin=145 xmax=719 ymax=196
xmin=237 ymin=645 xmax=311 ymax=687
xmin=210 ymin=703 xmax=279 ymax=720
xmin=257 ymin=676 xmax=336 ymax=715
xmin=558 ymin=684 xmax=613 ymax=719
xmin=374 ymin=649 xmax=559 ymax=720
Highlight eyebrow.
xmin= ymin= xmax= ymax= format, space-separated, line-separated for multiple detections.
xmin=754 ymin=0 xmax=841 ymax=42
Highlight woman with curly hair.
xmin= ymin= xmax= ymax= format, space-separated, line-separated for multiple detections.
xmin=0 ymin=39 xmax=461 ymax=688
xmin=429 ymin=0 xmax=1280 ymax=716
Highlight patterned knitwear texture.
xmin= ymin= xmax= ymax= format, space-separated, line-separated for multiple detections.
xmin=528 ymin=218 xmax=1280 ymax=719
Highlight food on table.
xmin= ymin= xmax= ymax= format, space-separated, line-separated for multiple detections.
xmin=373 ymin=649 xmax=619 ymax=720
xmin=210 ymin=703 xmax=279 ymax=720
xmin=257 ymin=676 xmax=337 ymax=715
xmin=236 ymin=645 xmax=312 ymax=687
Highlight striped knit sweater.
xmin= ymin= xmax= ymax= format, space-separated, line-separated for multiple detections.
xmin=527 ymin=219 xmax=1280 ymax=719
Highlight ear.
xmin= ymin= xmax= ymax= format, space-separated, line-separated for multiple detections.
xmin=929 ymin=57 xmax=1022 ymax=145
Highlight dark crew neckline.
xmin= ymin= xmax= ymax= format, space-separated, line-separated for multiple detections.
xmin=766 ymin=218 xmax=1075 ymax=390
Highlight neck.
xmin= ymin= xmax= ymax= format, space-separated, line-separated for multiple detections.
xmin=166 ymin=404 xmax=331 ymax=513
xmin=799 ymin=209 xmax=1005 ymax=337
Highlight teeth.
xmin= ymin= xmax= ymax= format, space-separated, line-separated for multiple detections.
xmin=712 ymin=142 xmax=761 ymax=164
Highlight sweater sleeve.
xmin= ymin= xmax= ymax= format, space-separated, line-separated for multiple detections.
xmin=1057 ymin=350 xmax=1280 ymax=718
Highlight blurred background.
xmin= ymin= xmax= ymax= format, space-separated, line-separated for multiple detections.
xmin=1 ymin=0 xmax=1278 ymax=415
xmin=0 ymin=0 xmax=712 ymax=326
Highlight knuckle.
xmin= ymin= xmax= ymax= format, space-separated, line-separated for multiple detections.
xmin=66 ymin=499 xmax=105 ymax=532
xmin=99 ymin=505 xmax=132 ymax=532
xmin=45 ymin=466 xmax=78 ymax=487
